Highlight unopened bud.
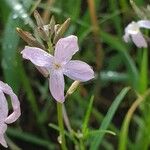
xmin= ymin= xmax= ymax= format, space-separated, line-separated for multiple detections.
xmin=16 ymin=28 xmax=45 ymax=49
xmin=53 ymin=18 xmax=71 ymax=44
xmin=37 ymin=26 xmax=49 ymax=41
xmin=34 ymin=10 xmax=44 ymax=27
xmin=66 ymin=81 xmax=80 ymax=95
xmin=49 ymin=16 xmax=55 ymax=36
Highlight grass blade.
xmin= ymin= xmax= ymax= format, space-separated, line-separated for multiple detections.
xmin=139 ymin=48 xmax=148 ymax=93
xmin=118 ymin=89 xmax=150 ymax=150
xmin=82 ymin=96 xmax=94 ymax=136
xmin=1 ymin=14 xmax=21 ymax=92
xmin=90 ymin=87 xmax=130 ymax=150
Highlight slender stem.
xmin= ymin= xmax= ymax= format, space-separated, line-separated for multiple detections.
xmin=47 ymin=39 xmax=54 ymax=54
xmin=42 ymin=0 xmax=54 ymax=24
xmin=87 ymin=0 xmax=104 ymax=71
xmin=62 ymin=104 xmax=79 ymax=148
xmin=57 ymin=102 xmax=67 ymax=150
xmin=79 ymin=138 xmax=85 ymax=150
xmin=139 ymin=48 xmax=148 ymax=94
xmin=62 ymin=104 xmax=72 ymax=132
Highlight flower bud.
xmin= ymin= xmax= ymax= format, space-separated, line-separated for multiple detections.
xmin=66 ymin=81 xmax=80 ymax=96
xmin=16 ymin=28 xmax=45 ymax=49
xmin=53 ymin=18 xmax=71 ymax=44
xmin=37 ymin=26 xmax=49 ymax=41
xmin=34 ymin=10 xmax=44 ymax=27
xmin=49 ymin=16 xmax=55 ymax=36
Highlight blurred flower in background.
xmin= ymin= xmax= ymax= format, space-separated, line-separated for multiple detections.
xmin=123 ymin=20 xmax=150 ymax=48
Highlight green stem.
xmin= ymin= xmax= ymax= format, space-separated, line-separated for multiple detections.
xmin=57 ymin=102 xmax=67 ymax=150
xmin=47 ymin=39 xmax=54 ymax=54
xmin=139 ymin=48 xmax=148 ymax=93
xmin=79 ymin=138 xmax=85 ymax=150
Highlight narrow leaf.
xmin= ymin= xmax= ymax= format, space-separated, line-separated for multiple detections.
xmin=90 ymin=87 xmax=130 ymax=150
xmin=82 ymin=96 xmax=94 ymax=136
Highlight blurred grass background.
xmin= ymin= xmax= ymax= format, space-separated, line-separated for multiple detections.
xmin=0 ymin=0 xmax=150 ymax=149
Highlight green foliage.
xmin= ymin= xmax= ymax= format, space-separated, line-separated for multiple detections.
xmin=90 ymin=87 xmax=130 ymax=150
xmin=1 ymin=14 xmax=21 ymax=92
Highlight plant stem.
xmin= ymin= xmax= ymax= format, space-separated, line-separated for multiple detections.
xmin=79 ymin=138 xmax=85 ymax=150
xmin=57 ymin=102 xmax=67 ymax=150
xmin=87 ymin=0 xmax=104 ymax=71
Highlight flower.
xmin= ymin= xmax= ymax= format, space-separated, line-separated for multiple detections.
xmin=0 ymin=81 xmax=21 ymax=148
xmin=21 ymin=35 xmax=94 ymax=102
xmin=123 ymin=20 xmax=150 ymax=48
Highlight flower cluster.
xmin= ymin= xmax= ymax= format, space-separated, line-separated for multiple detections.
xmin=0 ymin=81 xmax=21 ymax=147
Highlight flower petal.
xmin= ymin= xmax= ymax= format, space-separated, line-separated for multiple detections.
xmin=0 ymin=81 xmax=21 ymax=124
xmin=0 ymin=81 xmax=12 ymax=94
xmin=0 ymin=123 xmax=7 ymax=148
xmin=64 ymin=60 xmax=94 ymax=81
xmin=5 ymin=93 xmax=21 ymax=124
xmin=49 ymin=70 xmax=65 ymax=102
xmin=54 ymin=35 xmax=79 ymax=64
xmin=0 ymin=133 xmax=8 ymax=148
xmin=123 ymin=33 xmax=130 ymax=43
xmin=131 ymin=32 xmax=147 ymax=48
xmin=0 ymin=91 xmax=8 ymax=120
xmin=21 ymin=46 xmax=54 ymax=68
xmin=137 ymin=20 xmax=150 ymax=29
xmin=0 ymin=123 xmax=7 ymax=135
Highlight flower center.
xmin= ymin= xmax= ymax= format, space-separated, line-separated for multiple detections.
xmin=128 ymin=22 xmax=140 ymax=34
xmin=54 ymin=63 xmax=61 ymax=70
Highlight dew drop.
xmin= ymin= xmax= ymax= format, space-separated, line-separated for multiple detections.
xmin=14 ymin=4 xmax=22 ymax=11
xmin=22 ymin=14 xmax=28 ymax=19
xmin=12 ymin=14 xmax=18 ymax=19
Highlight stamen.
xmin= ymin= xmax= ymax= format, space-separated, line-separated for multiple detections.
xmin=54 ymin=63 xmax=61 ymax=69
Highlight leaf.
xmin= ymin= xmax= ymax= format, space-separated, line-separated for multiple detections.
xmin=6 ymin=0 xmax=35 ymax=28
xmin=1 ymin=14 xmax=21 ymax=92
xmin=87 ymin=129 xmax=116 ymax=137
xmin=82 ymin=96 xmax=94 ymax=137
xmin=1 ymin=0 xmax=39 ymax=116
xmin=0 ymin=0 xmax=10 ymax=24
xmin=139 ymin=48 xmax=148 ymax=93
xmin=90 ymin=87 xmax=130 ymax=150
